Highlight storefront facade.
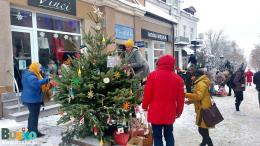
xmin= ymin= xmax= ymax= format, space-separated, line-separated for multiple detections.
xmin=0 ymin=0 xmax=176 ymax=90
xmin=0 ymin=0 xmax=95 ymax=91
xmin=140 ymin=15 xmax=175 ymax=71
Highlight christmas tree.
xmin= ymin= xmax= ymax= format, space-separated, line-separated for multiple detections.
xmin=54 ymin=6 xmax=143 ymax=145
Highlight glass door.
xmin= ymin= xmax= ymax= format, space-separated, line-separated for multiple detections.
xmin=11 ymin=29 xmax=33 ymax=91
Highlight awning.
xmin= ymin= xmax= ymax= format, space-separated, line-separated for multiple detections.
xmin=182 ymin=47 xmax=194 ymax=55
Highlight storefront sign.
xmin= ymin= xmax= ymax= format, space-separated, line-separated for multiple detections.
xmin=141 ymin=29 xmax=170 ymax=42
xmin=135 ymin=41 xmax=145 ymax=48
xmin=115 ymin=24 xmax=134 ymax=40
xmin=28 ymin=0 xmax=76 ymax=15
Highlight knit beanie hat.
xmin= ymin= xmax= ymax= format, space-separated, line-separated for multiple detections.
xmin=124 ymin=39 xmax=134 ymax=48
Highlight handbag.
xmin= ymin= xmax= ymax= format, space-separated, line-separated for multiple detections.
xmin=199 ymin=95 xmax=224 ymax=127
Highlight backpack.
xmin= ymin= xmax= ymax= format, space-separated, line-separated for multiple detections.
xmin=228 ymin=73 xmax=236 ymax=89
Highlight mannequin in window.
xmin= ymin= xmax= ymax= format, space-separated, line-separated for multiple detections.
xmin=38 ymin=32 xmax=50 ymax=69
xmin=64 ymin=35 xmax=77 ymax=52
xmin=52 ymin=33 xmax=64 ymax=63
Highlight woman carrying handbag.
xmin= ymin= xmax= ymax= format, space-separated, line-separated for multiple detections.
xmin=185 ymin=69 xmax=215 ymax=146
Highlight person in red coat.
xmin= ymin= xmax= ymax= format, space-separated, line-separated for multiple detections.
xmin=142 ymin=55 xmax=184 ymax=146
xmin=245 ymin=69 xmax=254 ymax=86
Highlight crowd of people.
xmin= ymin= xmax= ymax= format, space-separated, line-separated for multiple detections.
xmin=20 ymin=38 xmax=260 ymax=146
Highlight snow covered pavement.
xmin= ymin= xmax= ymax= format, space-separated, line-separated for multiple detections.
xmin=0 ymin=85 xmax=260 ymax=146
xmin=174 ymin=85 xmax=260 ymax=146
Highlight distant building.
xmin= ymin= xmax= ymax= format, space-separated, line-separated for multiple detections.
xmin=175 ymin=6 xmax=199 ymax=69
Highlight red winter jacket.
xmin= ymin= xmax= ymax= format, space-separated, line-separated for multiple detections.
xmin=245 ymin=70 xmax=254 ymax=83
xmin=142 ymin=55 xmax=184 ymax=124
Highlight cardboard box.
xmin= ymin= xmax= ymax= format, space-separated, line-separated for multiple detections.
xmin=127 ymin=137 xmax=143 ymax=146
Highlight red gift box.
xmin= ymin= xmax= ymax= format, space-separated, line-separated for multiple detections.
xmin=113 ymin=133 xmax=130 ymax=146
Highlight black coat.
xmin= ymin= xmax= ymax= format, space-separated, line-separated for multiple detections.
xmin=253 ymin=71 xmax=260 ymax=90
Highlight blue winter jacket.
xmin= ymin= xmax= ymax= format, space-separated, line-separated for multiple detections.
xmin=21 ymin=70 xmax=48 ymax=103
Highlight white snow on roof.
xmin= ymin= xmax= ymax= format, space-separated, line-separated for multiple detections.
xmin=117 ymin=0 xmax=146 ymax=11
xmin=145 ymin=2 xmax=178 ymax=23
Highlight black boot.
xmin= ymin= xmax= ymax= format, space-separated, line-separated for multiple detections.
xmin=235 ymin=103 xmax=240 ymax=111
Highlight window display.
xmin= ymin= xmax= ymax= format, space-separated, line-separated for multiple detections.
xmin=11 ymin=8 xmax=32 ymax=27
xmin=37 ymin=13 xmax=80 ymax=33
xmin=37 ymin=31 xmax=81 ymax=71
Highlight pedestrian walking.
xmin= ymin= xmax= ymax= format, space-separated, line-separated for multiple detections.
xmin=233 ymin=63 xmax=246 ymax=111
xmin=253 ymin=71 xmax=260 ymax=108
xmin=184 ymin=67 xmax=195 ymax=93
xmin=142 ymin=55 xmax=184 ymax=146
xmin=185 ymin=69 xmax=214 ymax=146
xmin=245 ymin=68 xmax=254 ymax=86
xmin=123 ymin=39 xmax=150 ymax=81
xmin=21 ymin=62 xmax=49 ymax=137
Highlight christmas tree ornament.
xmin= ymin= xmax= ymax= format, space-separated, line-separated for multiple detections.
xmin=69 ymin=87 xmax=74 ymax=99
xmin=64 ymin=58 xmax=71 ymax=65
xmin=88 ymin=90 xmax=94 ymax=98
xmin=72 ymin=78 xmax=80 ymax=86
xmin=103 ymin=77 xmax=110 ymax=84
xmin=99 ymin=137 xmax=104 ymax=146
xmin=114 ymin=72 xmax=120 ymax=79
xmin=78 ymin=68 xmax=82 ymax=77
xmin=129 ymin=89 xmax=133 ymax=96
xmin=93 ymin=125 xmax=98 ymax=136
xmin=79 ymin=115 xmax=84 ymax=126
xmin=70 ymin=116 xmax=75 ymax=123
xmin=102 ymin=36 xmax=106 ymax=43
xmin=68 ymin=97 xmax=71 ymax=103
xmin=107 ymin=114 xmax=112 ymax=125
xmin=52 ymin=86 xmax=57 ymax=96
xmin=123 ymin=102 xmax=130 ymax=110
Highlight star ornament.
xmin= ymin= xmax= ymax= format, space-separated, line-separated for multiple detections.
xmin=88 ymin=90 xmax=94 ymax=98
xmin=16 ymin=12 xmax=24 ymax=21
xmin=114 ymin=72 xmax=120 ymax=79
xmin=123 ymin=102 xmax=130 ymax=110
xmin=72 ymin=78 xmax=80 ymax=86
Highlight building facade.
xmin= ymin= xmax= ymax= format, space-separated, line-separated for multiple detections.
xmin=175 ymin=6 xmax=199 ymax=69
xmin=0 ymin=0 xmax=176 ymax=90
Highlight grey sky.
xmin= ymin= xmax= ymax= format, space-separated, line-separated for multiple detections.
xmin=182 ymin=0 xmax=260 ymax=59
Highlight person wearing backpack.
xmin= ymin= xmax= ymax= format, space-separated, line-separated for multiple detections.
xmin=233 ymin=63 xmax=246 ymax=111
xmin=253 ymin=71 xmax=260 ymax=108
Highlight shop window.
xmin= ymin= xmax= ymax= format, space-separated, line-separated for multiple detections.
xmin=153 ymin=41 xmax=166 ymax=67
xmin=37 ymin=13 xmax=80 ymax=33
xmin=37 ymin=31 xmax=81 ymax=72
xmin=10 ymin=8 xmax=32 ymax=27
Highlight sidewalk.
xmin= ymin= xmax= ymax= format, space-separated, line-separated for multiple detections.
xmin=174 ymin=85 xmax=260 ymax=146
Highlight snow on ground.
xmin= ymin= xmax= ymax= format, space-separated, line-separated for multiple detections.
xmin=0 ymin=85 xmax=260 ymax=146
xmin=0 ymin=115 xmax=64 ymax=146
xmin=174 ymin=85 xmax=260 ymax=146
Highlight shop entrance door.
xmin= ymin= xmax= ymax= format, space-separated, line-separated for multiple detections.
xmin=11 ymin=29 xmax=33 ymax=91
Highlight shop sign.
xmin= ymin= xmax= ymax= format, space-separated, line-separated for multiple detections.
xmin=115 ymin=24 xmax=134 ymax=40
xmin=28 ymin=0 xmax=76 ymax=15
xmin=135 ymin=41 xmax=145 ymax=48
xmin=141 ymin=29 xmax=169 ymax=42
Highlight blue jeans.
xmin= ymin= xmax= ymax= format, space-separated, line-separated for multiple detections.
xmin=25 ymin=103 xmax=41 ymax=134
xmin=152 ymin=124 xmax=174 ymax=146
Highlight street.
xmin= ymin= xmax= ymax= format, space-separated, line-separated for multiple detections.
xmin=174 ymin=85 xmax=260 ymax=146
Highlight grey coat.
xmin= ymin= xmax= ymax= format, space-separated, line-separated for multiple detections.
xmin=126 ymin=48 xmax=150 ymax=79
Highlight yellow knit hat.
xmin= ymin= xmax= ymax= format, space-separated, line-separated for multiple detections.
xmin=124 ymin=39 xmax=134 ymax=48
